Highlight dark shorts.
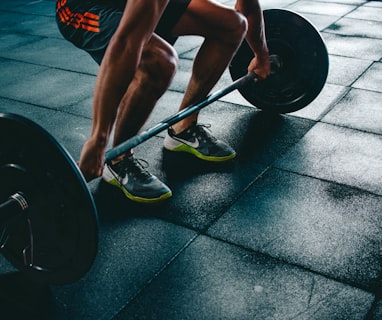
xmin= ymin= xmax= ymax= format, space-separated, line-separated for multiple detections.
xmin=56 ymin=0 xmax=191 ymax=64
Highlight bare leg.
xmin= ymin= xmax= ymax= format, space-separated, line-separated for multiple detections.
xmin=113 ymin=36 xmax=178 ymax=155
xmin=79 ymin=35 xmax=177 ymax=178
xmin=102 ymin=35 xmax=176 ymax=203
xmin=170 ymin=0 xmax=247 ymax=133
xmin=78 ymin=0 xmax=170 ymax=181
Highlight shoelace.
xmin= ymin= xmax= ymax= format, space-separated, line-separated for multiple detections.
xmin=114 ymin=157 xmax=152 ymax=181
xmin=193 ymin=124 xmax=217 ymax=143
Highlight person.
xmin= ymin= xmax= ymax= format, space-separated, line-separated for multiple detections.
xmin=56 ymin=0 xmax=270 ymax=203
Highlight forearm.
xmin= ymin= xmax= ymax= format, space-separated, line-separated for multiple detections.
xmin=235 ymin=0 xmax=268 ymax=59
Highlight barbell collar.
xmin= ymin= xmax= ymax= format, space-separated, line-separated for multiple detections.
xmin=0 ymin=192 xmax=28 ymax=226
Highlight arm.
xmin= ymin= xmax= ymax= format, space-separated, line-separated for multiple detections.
xmin=235 ymin=0 xmax=270 ymax=79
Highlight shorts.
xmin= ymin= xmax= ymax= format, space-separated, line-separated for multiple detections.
xmin=56 ymin=0 xmax=191 ymax=64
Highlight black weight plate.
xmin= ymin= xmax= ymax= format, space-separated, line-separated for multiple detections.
xmin=229 ymin=9 xmax=329 ymax=113
xmin=0 ymin=113 xmax=98 ymax=284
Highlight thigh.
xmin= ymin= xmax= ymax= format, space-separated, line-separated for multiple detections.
xmin=86 ymin=6 xmax=123 ymax=64
xmin=57 ymin=1 xmax=189 ymax=64
xmin=171 ymin=0 xmax=240 ymax=38
xmin=155 ymin=0 xmax=191 ymax=45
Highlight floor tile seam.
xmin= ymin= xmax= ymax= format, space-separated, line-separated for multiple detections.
xmin=0 ymin=89 xmax=96 ymax=121
xmin=327 ymin=14 xmax=382 ymax=26
xmin=290 ymin=293 xmax=374 ymax=320
xmin=110 ymin=233 xmax=200 ymax=320
xmin=0 ymin=32 xmax=45 ymax=45
xmin=327 ymin=51 xmax=382 ymax=64
xmin=307 ymin=83 xmax=382 ymax=126
xmin=365 ymin=295 xmax=382 ymax=320
xmin=110 ymin=227 xmax=377 ymax=317
xmin=55 ymin=92 xmax=96 ymax=118
xmin=284 ymin=107 xmax=382 ymax=141
xmin=162 ymin=88 xmax=187 ymax=97
xmin=203 ymin=232 xmax=379 ymax=295
xmin=365 ymin=276 xmax=382 ymax=320
xmin=321 ymin=13 xmax=382 ymax=35
xmin=295 ymin=0 xmax=374 ymax=13
xmin=341 ymin=12 xmax=382 ymax=24
xmin=0 ymin=96 xmax=57 ymax=111
xmin=200 ymin=166 xmax=273 ymax=234
xmin=206 ymin=116 xmax=318 ymax=207
xmin=178 ymin=50 xmax=199 ymax=60
xmin=107 ymin=204 xmax=379 ymax=318
xmin=0 ymin=96 xmax=92 ymax=121
xmin=256 ymin=115 xmax=318 ymax=168
xmin=53 ymin=107 xmax=93 ymax=120
xmin=350 ymin=62 xmax=382 ymax=88
xmin=165 ymin=87 xmax=275 ymax=113
xmin=271 ymin=166 xmax=382 ymax=198
xmin=317 ymin=116 xmax=382 ymax=138
xmin=320 ymin=118 xmax=382 ymax=137
xmin=287 ymin=10 xmax=350 ymax=24
xmin=0 ymin=54 xmax=98 ymax=77
xmin=0 ymin=61 xmax=50 ymax=85
xmin=314 ymin=86 xmax=351 ymax=122
xmin=321 ymin=30 xmax=382 ymax=44
xmin=0 ymin=55 xmax=44 ymax=67
xmin=18 ymin=33 xmax=64 ymax=41
xmin=0 ymin=8 xmax=54 ymax=18
xmin=1 ymin=29 xmax=64 ymax=41
xmin=325 ymin=31 xmax=382 ymax=41
xmin=349 ymin=1 xmax=374 ymax=13
xmin=165 ymin=87 xmax=260 ymax=111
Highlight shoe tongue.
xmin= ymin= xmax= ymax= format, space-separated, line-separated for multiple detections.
xmin=127 ymin=157 xmax=151 ymax=178
xmin=190 ymin=121 xmax=199 ymax=131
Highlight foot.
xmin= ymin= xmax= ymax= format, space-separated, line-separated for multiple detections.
xmin=102 ymin=156 xmax=172 ymax=203
xmin=163 ymin=122 xmax=236 ymax=162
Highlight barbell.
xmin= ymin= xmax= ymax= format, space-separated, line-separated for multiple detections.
xmin=0 ymin=9 xmax=328 ymax=284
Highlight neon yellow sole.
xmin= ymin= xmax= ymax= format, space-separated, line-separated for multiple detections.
xmin=108 ymin=179 xmax=172 ymax=204
xmin=169 ymin=144 xmax=236 ymax=162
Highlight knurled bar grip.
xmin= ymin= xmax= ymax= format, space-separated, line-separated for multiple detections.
xmin=104 ymin=73 xmax=256 ymax=163
xmin=0 ymin=193 xmax=28 ymax=224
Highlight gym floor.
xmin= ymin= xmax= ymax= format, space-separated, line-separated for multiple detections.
xmin=1 ymin=0 xmax=382 ymax=319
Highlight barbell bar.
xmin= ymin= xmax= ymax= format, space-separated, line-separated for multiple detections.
xmin=0 ymin=9 xmax=328 ymax=285
xmin=105 ymin=72 xmax=256 ymax=163
xmin=106 ymin=8 xmax=329 ymax=162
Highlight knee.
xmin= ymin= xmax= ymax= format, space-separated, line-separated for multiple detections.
xmin=141 ymin=44 xmax=178 ymax=88
xmin=229 ymin=11 xmax=248 ymax=46
xmin=154 ymin=44 xmax=178 ymax=80
xmin=210 ymin=10 xmax=247 ymax=48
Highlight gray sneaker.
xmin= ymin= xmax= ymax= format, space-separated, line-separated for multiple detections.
xmin=102 ymin=156 xmax=172 ymax=203
xmin=163 ymin=123 xmax=236 ymax=162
